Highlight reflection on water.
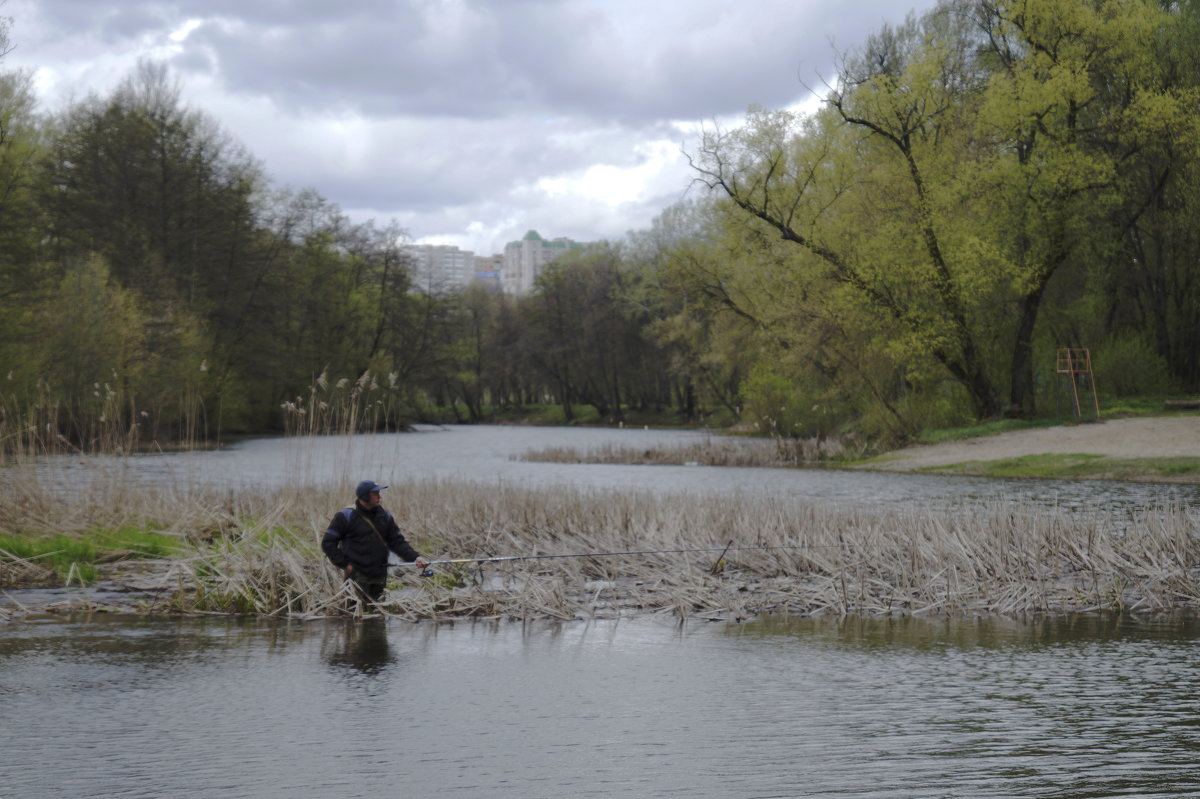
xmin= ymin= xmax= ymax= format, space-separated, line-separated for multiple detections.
xmin=323 ymin=619 xmax=395 ymax=676
xmin=2 ymin=613 xmax=1199 ymax=798
xmin=745 ymin=608 xmax=1200 ymax=650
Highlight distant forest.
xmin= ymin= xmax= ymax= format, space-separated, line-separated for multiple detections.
xmin=1 ymin=0 xmax=1198 ymax=449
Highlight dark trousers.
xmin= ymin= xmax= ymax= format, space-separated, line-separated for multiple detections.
xmin=348 ymin=571 xmax=388 ymax=603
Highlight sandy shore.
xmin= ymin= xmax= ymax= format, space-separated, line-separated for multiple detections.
xmin=867 ymin=414 xmax=1200 ymax=474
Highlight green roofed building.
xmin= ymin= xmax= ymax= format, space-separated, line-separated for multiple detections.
xmin=502 ymin=230 xmax=585 ymax=295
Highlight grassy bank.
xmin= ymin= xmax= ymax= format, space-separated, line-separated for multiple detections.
xmin=920 ymin=454 xmax=1200 ymax=482
xmin=2 ymin=466 xmax=1198 ymax=621
xmin=913 ymin=397 xmax=1193 ymax=445
xmin=0 ymin=528 xmax=183 ymax=586
xmin=517 ymin=435 xmax=1200 ymax=483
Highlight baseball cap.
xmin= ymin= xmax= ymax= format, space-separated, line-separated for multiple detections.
xmin=355 ymin=480 xmax=388 ymax=500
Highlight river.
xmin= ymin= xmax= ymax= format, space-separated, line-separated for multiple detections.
xmin=3 ymin=425 xmax=1200 ymax=798
xmin=2 ymin=613 xmax=1198 ymax=798
xmin=78 ymin=424 xmax=1200 ymax=512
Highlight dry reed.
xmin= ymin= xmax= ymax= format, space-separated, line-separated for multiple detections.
xmin=2 ymin=465 xmax=1198 ymax=622
xmin=0 ymin=367 xmax=403 ymax=467
xmin=281 ymin=369 xmax=409 ymax=438
xmin=519 ymin=435 xmax=864 ymax=468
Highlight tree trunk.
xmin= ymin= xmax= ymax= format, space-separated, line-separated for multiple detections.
xmin=1008 ymin=286 xmax=1045 ymax=417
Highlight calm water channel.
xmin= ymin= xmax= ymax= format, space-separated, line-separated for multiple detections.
xmin=6 ymin=425 xmax=1200 ymax=797
xmin=2 ymin=613 xmax=1199 ymax=798
xmin=81 ymin=424 xmax=1200 ymax=512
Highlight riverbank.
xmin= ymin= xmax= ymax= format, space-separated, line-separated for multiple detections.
xmin=858 ymin=415 xmax=1200 ymax=482
xmin=515 ymin=414 xmax=1200 ymax=483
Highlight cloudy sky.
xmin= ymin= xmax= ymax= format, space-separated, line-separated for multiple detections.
xmin=4 ymin=0 xmax=936 ymax=255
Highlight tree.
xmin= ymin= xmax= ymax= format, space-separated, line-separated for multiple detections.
xmin=43 ymin=62 xmax=261 ymax=301
xmin=692 ymin=0 xmax=1181 ymax=421
xmin=693 ymin=20 xmax=1005 ymax=418
xmin=525 ymin=244 xmax=670 ymax=422
xmin=0 ymin=66 xmax=42 ymax=355
xmin=640 ymin=198 xmax=922 ymax=439
xmin=632 ymin=199 xmax=774 ymax=423
xmin=967 ymin=0 xmax=1177 ymax=412
xmin=1101 ymin=0 xmax=1200 ymax=390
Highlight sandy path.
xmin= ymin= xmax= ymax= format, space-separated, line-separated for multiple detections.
xmin=870 ymin=415 xmax=1200 ymax=470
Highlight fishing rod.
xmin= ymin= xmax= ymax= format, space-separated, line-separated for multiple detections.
xmin=392 ymin=543 xmax=830 ymax=574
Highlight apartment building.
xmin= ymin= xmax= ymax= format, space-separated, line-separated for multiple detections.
xmin=402 ymin=244 xmax=476 ymax=294
xmin=473 ymin=253 xmax=504 ymax=293
xmin=403 ymin=232 xmax=585 ymax=296
xmin=501 ymin=230 xmax=584 ymax=295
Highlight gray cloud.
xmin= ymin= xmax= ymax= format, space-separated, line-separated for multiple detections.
xmin=25 ymin=0 xmax=861 ymax=121
xmin=6 ymin=0 xmax=938 ymax=253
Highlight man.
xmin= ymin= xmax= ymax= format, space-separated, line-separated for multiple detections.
xmin=322 ymin=480 xmax=429 ymax=604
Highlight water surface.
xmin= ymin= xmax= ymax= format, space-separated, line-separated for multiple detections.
xmin=7 ymin=426 xmax=1199 ymax=798
xmin=64 ymin=424 xmax=1200 ymax=513
xmin=1 ymin=613 xmax=1197 ymax=798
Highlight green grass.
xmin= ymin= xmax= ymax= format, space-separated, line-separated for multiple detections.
xmin=0 ymin=526 xmax=184 ymax=585
xmin=1103 ymin=396 xmax=1196 ymax=417
xmin=924 ymin=453 xmax=1106 ymax=478
xmin=922 ymin=453 xmax=1200 ymax=481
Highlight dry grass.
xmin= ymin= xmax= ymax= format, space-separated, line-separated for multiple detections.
xmin=2 ymin=464 xmax=1198 ymax=621
xmin=519 ymin=435 xmax=865 ymax=468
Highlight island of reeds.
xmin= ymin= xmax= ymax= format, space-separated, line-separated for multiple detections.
xmin=3 ymin=467 xmax=1197 ymax=622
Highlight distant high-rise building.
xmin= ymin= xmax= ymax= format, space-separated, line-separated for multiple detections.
xmin=475 ymin=253 xmax=503 ymax=275
xmin=501 ymin=230 xmax=585 ymax=295
xmin=402 ymin=244 xmax=476 ymax=294
xmin=471 ymin=253 xmax=504 ymax=293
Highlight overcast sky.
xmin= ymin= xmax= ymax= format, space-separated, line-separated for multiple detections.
xmin=4 ymin=0 xmax=936 ymax=255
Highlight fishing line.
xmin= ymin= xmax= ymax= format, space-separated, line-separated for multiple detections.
xmin=392 ymin=543 xmax=841 ymax=573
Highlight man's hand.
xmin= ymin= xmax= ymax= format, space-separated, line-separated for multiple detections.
xmin=414 ymin=557 xmax=429 ymax=570
xmin=344 ymin=564 xmax=354 ymax=576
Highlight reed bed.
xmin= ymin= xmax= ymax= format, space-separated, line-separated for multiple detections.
xmin=519 ymin=435 xmax=864 ymax=468
xmin=2 ymin=464 xmax=1199 ymax=622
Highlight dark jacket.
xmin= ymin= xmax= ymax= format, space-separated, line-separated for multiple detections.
xmin=322 ymin=502 xmax=421 ymax=578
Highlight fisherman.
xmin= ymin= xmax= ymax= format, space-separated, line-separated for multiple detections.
xmin=322 ymin=480 xmax=428 ymax=605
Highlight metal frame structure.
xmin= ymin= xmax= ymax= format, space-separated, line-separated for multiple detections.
xmin=1056 ymin=348 xmax=1101 ymax=421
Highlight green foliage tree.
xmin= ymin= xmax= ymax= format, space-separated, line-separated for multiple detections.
xmin=525 ymin=244 xmax=670 ymax=422
xmin=38 ymin=61 xmax=273 ymax=433
xmin=633 ymin=199 xmax=780 ymax=424
xmin=1095 ymin=0 xmax=1200 ymax=391
xmin=6 ymin=3 xmax=1199 ymax=449
xmin=26 ymin=255 xmax=210 ymax=447
xmin=0 ymin=16 xmax=46 ymax=385
xmin=968 ymin=0 xmax=1181 ymax=412
xmin=693 ymin=0 xmax=1186 ymax=423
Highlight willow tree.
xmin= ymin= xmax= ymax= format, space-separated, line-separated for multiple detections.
xmin=1101 ymin=0 xmax=1200 ymax=391
xmin=637 ymin=197 xmax=912 ymax=436
xmin=966 ymin=0 xmax=1181 ymax=413
xmin=631 ymin=199 xmax=764 ymax=423
xmin=694 ymin=12 xmax=1004 ymax=419
xmin=693 ymin=0 xmax=1179 ymax=420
